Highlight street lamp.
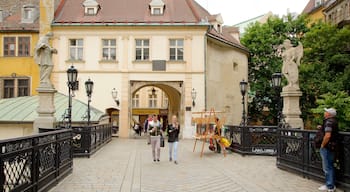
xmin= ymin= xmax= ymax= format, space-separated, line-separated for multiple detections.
xmin=111 ymin=88 xmax=119 ymax=106
xmin=85 ymin=78 xmax=94 ymax=126
xmin=67 ymin=65 xmax=78 ymax=128
xmin=239 ymin=79 xmax=248 ymax=126
xmin=272 ymin=72 xmax=282 ymax=125
xmin=191 ymin=88 xmax=197 ymax=107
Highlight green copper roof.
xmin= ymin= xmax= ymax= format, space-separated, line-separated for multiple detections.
xmin=0 ymin=93 xmax=105 ymax=123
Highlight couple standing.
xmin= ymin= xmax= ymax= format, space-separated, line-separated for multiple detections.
xmin=149 ymin=115 xmax=179 ymax=164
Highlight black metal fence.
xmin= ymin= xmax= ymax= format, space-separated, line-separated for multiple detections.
xmin=277 ymin=128 xmax=350 ymax=190
xmin=72 ymin=124 xmax=112 ymax=157
xmin=224 ymin=125 xmax=278 ymax=155
xmin=0 ymin=129 xmax=73 ymax=192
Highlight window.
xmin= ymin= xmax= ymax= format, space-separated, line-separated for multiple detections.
xmin=102 ymin=39 xmax=116 ymax=60
xmin=87 ymin=8 xmax=95 ymax=15
xmin=163 ymin=95 xmax=168 ymax=108
xmin=18 ymin=79 xmax=29 ymax=97
xmin=169 ymin=39 xmax=184 ymax=61
xmin=2 ymin=78 xmax=30 ymax=98
xmin=153 ymin=8 xmax=161 ymax=15
xmin=18 ymin=37 xmax=30 ymax=56
xmin=4 ymin=79 xmax=14 ymax=98
xmin=135 ymin=39 xmax=149 ymax=61
xmin=69 ymin=39 xmax=84 ymax=60
xmin=132 ymin=94 xmax=140 ymax=108
xmin=3 ymin=36 xmax=31 ymax=57
xmin=3 ymin=37 xmax=16 ymax=56
xmin=148 ymin=94 xmax=157 ymax=108
xmin=24 ymin=8 xmax=31 ymax=20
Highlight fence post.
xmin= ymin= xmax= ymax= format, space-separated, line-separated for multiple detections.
xmin=0 ymin=146 xmax=4 ymax=192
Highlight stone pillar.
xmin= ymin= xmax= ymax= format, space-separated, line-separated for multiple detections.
xmin=33 ymin=87 xmax=57 ymax=133
xmin=281 ymin=87 xmax=304 ymax=129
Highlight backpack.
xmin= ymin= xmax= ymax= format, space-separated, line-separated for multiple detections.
xmin=313 ymin=127 xmax=324 ymax=149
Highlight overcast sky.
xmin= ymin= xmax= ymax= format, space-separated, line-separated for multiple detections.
xmin=195 ymin=0 xmax=310 ymax=25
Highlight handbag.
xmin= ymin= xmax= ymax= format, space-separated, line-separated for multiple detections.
xmin=160 ymin=136 xmax=165 ymax=147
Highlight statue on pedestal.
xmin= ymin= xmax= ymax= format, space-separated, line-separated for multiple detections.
xmin=34 ymin=32 xmax=57 ymax=88
xmin=281 ymin=39 xmax=303 ymax=89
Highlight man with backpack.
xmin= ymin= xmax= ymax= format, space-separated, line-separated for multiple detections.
xmin=318 ymin=108 xmax=338 ymax=192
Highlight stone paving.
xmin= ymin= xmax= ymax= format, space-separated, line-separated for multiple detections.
xmin=50 ymin=137 xmax=344 ymax=192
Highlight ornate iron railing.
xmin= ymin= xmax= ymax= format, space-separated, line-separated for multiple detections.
xmin=224 ymin=125 xmax=278 ymax=155
xmin=0 ymin=129 xmax=73 ymax=192
xmin=277 ymin=128 xmax=350 ymax=190
xmin=72 ymin=124 xmax=112 ymax=157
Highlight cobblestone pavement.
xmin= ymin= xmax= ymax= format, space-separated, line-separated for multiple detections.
xmin=50 ymin=137 xmax=344 ymax=192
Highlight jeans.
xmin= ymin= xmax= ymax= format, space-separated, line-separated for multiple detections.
xmin=169 ymin=141 xmax=178 ymax=161
xmin=151 ymin=136 xmax=160 ymax=160
xmin=320 ymin=147 xmax=335 ymax=189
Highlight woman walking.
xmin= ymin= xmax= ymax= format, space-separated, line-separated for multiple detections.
xmin=148 ymin=115 xmax=162 ymax=162
xmin=167 ymin=115 xmax=180 ymax=164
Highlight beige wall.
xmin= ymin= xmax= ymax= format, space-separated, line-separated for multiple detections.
xmin=206 ymin=39 xmax=249 ymax=125
xmin=0 ymin=123 xmax=33 ymax=140
xmin=51 ymin=26 xmax=207 ymax=138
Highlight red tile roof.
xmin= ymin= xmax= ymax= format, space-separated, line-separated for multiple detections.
xmin=302 ymin=0 xmax=316 ymax=14
xmin=0 ymin=0 xmax=39 ymax=31
xmin=54 ymin=0 xmax=208 ymax=24
xmin=53 ymin=0 xmax=247 ymax=51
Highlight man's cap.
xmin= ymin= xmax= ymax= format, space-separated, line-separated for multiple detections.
xmin=324 ymin=108 xmax=337 ymax=116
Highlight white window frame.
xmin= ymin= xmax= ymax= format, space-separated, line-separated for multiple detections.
xmin=132 ymin=94 xmax=140 ymax=108
xmin=169 ymin=39 xmax=184 ymax=61
xmin=135 ymin=39 xmax=150 ymax=61
xmin=148 ymin=94 xmax=157 ymax=108
xmin=69 ymin=39 xmax=84 ymax=61
xmin=102 ymin=39 xmax=116 ymax=61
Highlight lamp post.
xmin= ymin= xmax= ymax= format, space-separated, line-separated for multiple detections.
xmin=191 ymin=88 xmax=197 ymax=107
xmin=239 ymin=79 xmax=248 ymax=126
xmin=67 ymin=65 xmax=78 ymax=128
xmin=111 ymin=88 xmax=119 ymax=106
xmin=85 ymin=78 xmax=94 ymax=126
xmin=272 ymin=72 xmax=282 ymax=125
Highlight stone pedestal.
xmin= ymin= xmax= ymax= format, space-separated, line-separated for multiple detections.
xmin=281 ymin=86 xmax=304 ymax=129
xmin=33 ymin=87 xmax=57 ymax=133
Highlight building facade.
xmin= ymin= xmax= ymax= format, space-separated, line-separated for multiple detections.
xmin=41 ymin=0 xmax=248 ymax=138
xmin=302 ymin=0 xmax=330 ymax=24
xmin=0 ymin=0 xmax=40 ymax=99
xmin=323 ymin=0 xmax=350 ymax=27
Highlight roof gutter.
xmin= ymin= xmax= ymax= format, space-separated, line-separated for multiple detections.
xmin=51 ymin=22 xmax=210 ymax=27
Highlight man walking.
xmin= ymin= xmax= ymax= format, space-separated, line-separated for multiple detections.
xmin=318 ymin=108 xmax=338 ymax=192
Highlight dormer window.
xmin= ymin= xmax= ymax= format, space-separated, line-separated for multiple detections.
xmin=315 ymin=0 xmax=323 ymax=7
xmin=21 ymin=5 xmax=39 ymax=23
xmin=149 ymin=0 xmax=165 ymax=15
xmin=83 ymin=0 xmax=100 ymax=16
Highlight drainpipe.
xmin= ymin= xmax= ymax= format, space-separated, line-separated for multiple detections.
xmin=204 ymin=32 xmax=208 ymax=111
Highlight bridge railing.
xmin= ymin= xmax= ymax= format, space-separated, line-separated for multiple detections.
xmin=71 ymin=123 xmax=112 ymax=157
xmin=224 ymin=125 xmax=278 ymax=155
xmin=277 ymin=128 xmax=350 ymax=190
xmin=0 ymin=129 xmax=73 ymax=192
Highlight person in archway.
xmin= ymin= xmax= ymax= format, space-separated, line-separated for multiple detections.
xmin=167 ymin=115 xmax=180 ymax=164
xmin=148 ymin=115 xmax=162 ymax=162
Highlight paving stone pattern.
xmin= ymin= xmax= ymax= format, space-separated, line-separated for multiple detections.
xmin=50 ymin=138 xmax=344 ymax=192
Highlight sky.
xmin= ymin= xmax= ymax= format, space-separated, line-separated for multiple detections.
xmin=195 ymin=0 xmax=310 ymax=25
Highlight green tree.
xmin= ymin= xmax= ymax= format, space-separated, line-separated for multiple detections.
xmin=300 ymin=23 xmax=350 ymax=129
xmin=241 ymin=14 xmax=309 ymax=125
xmin=310 ymin=92 xmax=350 ymax=132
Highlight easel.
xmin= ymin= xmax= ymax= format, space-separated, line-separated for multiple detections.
xmin=192 ymin=108 xmax=227 ymax=157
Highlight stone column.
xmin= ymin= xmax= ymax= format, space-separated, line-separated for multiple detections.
xmin=33 ymin=87 xmax=57 ymax=133
xmin=281 ymin=87 xmax=304 ymax=129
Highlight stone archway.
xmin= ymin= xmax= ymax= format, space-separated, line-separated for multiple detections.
xmin=130 ymin=81 xmax=184 ymax=135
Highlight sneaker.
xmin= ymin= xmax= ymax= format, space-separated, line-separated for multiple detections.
xmin=169 ymin=158 xmax=172 ymax=162
xmin=153 ymin=159 xmax=156 ymax=162
xmin=157 ymin=159 xmax=160 ymax=162
xmin=318 ymin=185 xmax=328 ymax=191
xmin=174 ymin=161 xmax=178 ymax=164
xmin=328 ymin=186 xmax=336 ymax=192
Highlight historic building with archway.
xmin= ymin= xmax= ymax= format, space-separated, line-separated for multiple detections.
xmin=44 ymin=0 xmax=249 ymax=138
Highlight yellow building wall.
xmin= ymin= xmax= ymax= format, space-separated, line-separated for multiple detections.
xmin=0 ymin=32 xmax=40 ymax=95
xmin=308 ymin=8 xmax=326 ymax=24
